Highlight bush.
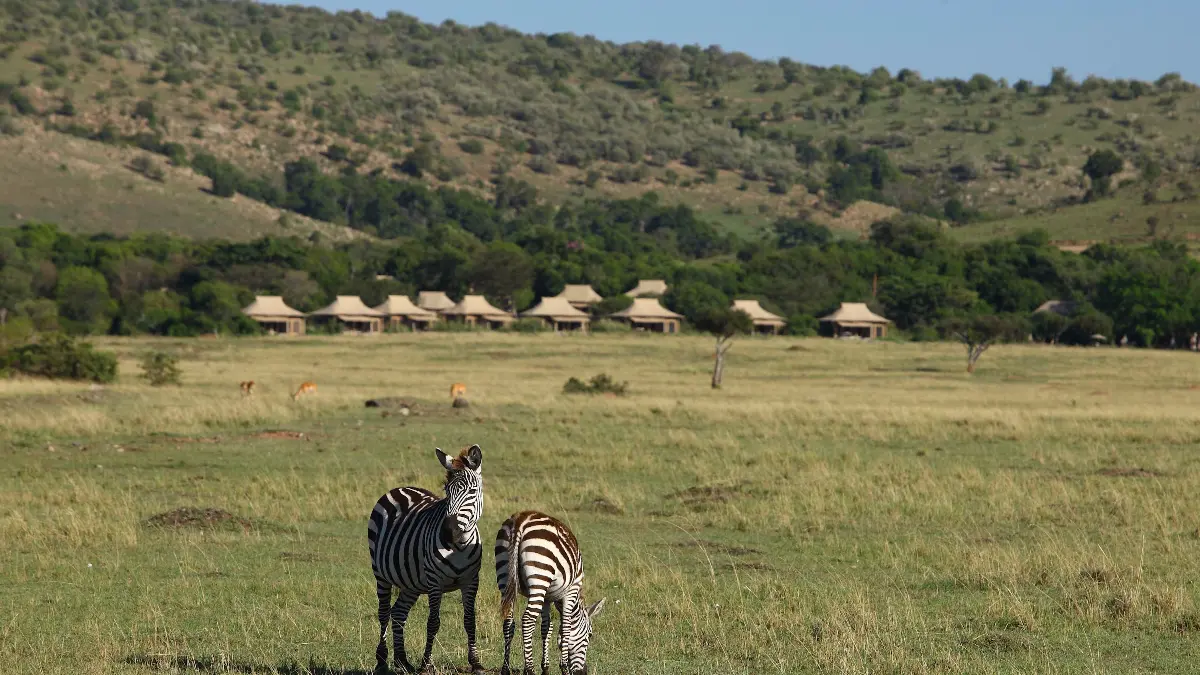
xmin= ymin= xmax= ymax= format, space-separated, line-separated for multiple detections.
xmin=563 ymin=373 xmax=628 ymax=396
xmin=2 ymin=333 xmax=118 ymax=383
xmin=139 ymin=351 xmax=181 ymax=386
xmin=458 ymin=139 xmax=485 ymax=154
xmin=506 ymin=318 xmax=549 ymax=333
xmin=589 ymin=319 xmax=631 ymax=333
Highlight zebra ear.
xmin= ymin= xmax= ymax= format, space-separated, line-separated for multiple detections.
xmin=586 ymin=597 xmax=607 ymax=618
xmin=434 ymin=447 xmax=455 ymax=471
xmin=464 ymin=444 xmax=482 ymax=470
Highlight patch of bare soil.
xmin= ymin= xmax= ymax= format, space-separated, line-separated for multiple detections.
xmin=673 ymin=540 xmax=762 ymax=556
xmin=249 ymin=430 xmax=307 ymax=440
xmin=585 ymin=498 xmax=623 ymax=515
xmin=666 ymin=482 xmax=752 ymax=509
xmin=167 ymin=435 xmax=221 ymax=444
xmin=1097 ymin=467 xmax=1165 ymax=478
xmin=143 ymin=507 xmax=252 ymax=532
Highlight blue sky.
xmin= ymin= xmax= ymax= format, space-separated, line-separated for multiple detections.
xmin=277 ymin=0 xmax=1197 ymax=84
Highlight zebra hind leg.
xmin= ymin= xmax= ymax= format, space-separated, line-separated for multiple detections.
xmin=539 ymin=603 xmax=553 ymax=675
xmin=391 ymin=590 xmax=422 ymax=674
xmin=519 ymin=590 xmax=546 ymax=675
xmin=420 ymin=592 xmax=442 ymax=672
xmin=375 ymin=580 xmax=392 ymax=673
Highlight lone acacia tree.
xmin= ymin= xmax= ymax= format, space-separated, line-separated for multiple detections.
xmin=943 ymin=315 xmax=1025 ymax=373
xmin=695 ymin=307 xmax=753 ymax=389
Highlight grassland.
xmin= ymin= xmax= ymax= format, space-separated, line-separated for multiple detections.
xmin=2 ymin=1 xmax=1200 ymax=242
xmin=3 ymin=333 xmax=1200 ymax=674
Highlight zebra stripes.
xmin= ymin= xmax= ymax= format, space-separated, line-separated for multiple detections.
xmin=367 ymin=445 xmax=485 ymax=674
xmin=494 ymin=510 xmax=607 ymax=675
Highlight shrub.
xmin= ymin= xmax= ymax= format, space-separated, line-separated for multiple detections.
xmin=507 ymin=318 xmax=549 ymax=333
xmin=588 ymin=319 xmax=631 ymax=333
xmin=1 ymin=333 xmax=118 ymax=383
xmin=563 ymin=373 xmax=628 ymax=396
xmin=139 ymin=351 xmax=181 ymax=386
xmin=458 ymin=138 xmax=485 ymax=154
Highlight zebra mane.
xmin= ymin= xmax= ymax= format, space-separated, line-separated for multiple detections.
xmin=444 ymin=444 xmax=483 ymax=483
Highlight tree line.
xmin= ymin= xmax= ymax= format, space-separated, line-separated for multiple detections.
xmin=3 ymin=190 xmax=1200 ymax=349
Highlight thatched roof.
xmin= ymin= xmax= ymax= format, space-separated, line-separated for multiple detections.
xmin=611 ymin=297 xmax=683 ymax=320
xmin=819 ymin=302 xmax=890 ymax=325
xmin=625 ymin=279 xmax=668 ymax=297
xmin=309 ymin=295 xmax=386 ymax=319
xmin=1034 ymin=300 xmax=1077 ymax=316
xmin=374 ymin=295 xmax=437 ymax=319
xmin=442 ymin=294 xmax=514 ymax=319
xmin=417 ymin=291 xmax=455 ymax=312
xmin=555 ymin=284 xmax=603 ymax=305
xmin=522 ymin=296 xmax=591 ymax=321
xmin=242 ymin=295 xmax=305 ymax=318
xmin=732 ymin=299 xmax=785 ymax=325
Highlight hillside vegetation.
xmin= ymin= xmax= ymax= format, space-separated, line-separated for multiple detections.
xmin=2 ymin=0 xmax=1200 ymax=242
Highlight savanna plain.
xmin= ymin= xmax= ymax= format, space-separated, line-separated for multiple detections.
xmin=2 ymin=333 xmax=1200 ymax=674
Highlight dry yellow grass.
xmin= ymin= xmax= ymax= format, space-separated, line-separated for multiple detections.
xmin=2 ymin=333 xmax=1199 ymax=674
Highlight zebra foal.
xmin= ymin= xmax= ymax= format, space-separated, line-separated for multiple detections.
xmin=494 ymin=510 xmax=607 ymax=675
xmin=367 ymin=445 xmax=486 ymax=674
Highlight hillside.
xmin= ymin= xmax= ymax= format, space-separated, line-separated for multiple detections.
xmin=1 ymin=0 xmax=1199 ymax=241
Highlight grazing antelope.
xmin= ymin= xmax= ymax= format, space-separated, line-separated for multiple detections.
xmin=495 ymin=510 xmax=607 ymax=675
xmin=239 ymin=380 xmax=256 ymax=396
xmin=450 ymin=382 xmax=467 ymax=401
xmin=369 ymin=445 xmax=486 ymax=674
xmin=292 ymin=381 xmax=317 ymax=401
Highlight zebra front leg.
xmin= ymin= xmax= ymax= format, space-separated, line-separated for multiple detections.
xmin=420 ymin=592 xmax=442 ymax=673
xmin=539 ymin=603 xmax=553 ymax=675
xmin=520 ymin=591 xmax=545 ymax=675
xmin=375 ymin=580 xmax=392 ymax=673
xmin=391 ymin=590 xmax=421 ymax=674
xmin=461 ymin=575 xmax=484 ymax=673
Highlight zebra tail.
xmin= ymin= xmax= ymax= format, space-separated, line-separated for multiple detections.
xmin=499 ymin=522 xmax=523 ymax=620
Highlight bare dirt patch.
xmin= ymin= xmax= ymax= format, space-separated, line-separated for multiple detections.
xmin=249 ymin=430 xmax=308 ymax=440
xmin=1097 ymin=467 xmax=1165 ymax=478
xmin=143 ymin=507 xmax=252 ymax=532
xmin=666 ymin=482 xmax=753 ymax=509
xmin=673 ymin=539 xmax=762 ymax=556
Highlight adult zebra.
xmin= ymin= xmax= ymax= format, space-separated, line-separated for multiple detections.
xmin=495 ymin=510 xmax=607 ymax=675
xmin=368 ymin=445 xmax=486 ymax=674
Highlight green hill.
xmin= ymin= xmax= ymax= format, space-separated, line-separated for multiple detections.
xmin=0 ymin=0 xmax=1197 ymax=241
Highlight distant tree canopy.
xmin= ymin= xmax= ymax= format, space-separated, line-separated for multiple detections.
xmin=1083 ymin=149 xmax=1124 ymax=197
xmin=0 ymin=204 xmax=1198 ymax=348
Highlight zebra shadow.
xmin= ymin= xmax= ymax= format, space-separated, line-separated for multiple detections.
xmin=123 ymin=654 xmax=374 ymax=675
xmin=124 ymin=654 xmax=498 ymax=675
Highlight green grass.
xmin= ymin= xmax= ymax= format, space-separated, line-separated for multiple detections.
xmin=2 ymin=333 xmax=1200 ymax=673
xmin=0 ymin=129 xmax=367 ymax=242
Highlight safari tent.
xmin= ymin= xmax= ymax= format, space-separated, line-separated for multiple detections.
xmin=307 ymin=295 xmax=385 ymax=334
xmin=732 ymin=299 xmax=786 ymax=335
xmin=241 ymin=296 xmax=306 ymax=335
xmin=610 ymin=297 xmax=683 ymax=333
xmin=554 ymin=284 xmax=604 ymax=310
xmin=417 ymin=291 xmax=456 ymax=313
xmin=624 ymin=279 xmax=668 ymax=298
xmin=522 ymin=296 xmax=591 ymax=332
xmin=819 ymin=302 xmax=891 ymax=339
xmin=374 ymin=295 xmax=438 ymax=331
xmin=441 ymin=294 xmax=515 ymax=329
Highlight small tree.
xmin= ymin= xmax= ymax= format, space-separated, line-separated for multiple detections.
xmin=1031 ymin=311 xmax=1069 ymax=344
xmin=943 ymin=315 xmax=1025 ymax=373
xmin=1083 ymin=149 xmax=1123 ymax=198
xmin=694 ymin=308 xmax=753 ymax=389
xmin=139 ymin=350 xmax=181 ymax=386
